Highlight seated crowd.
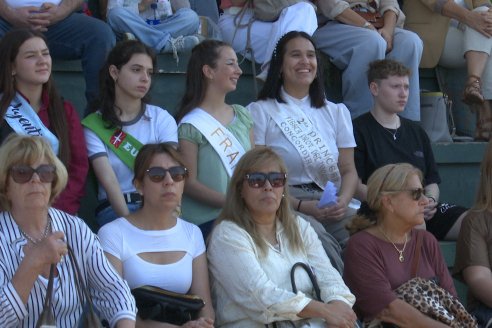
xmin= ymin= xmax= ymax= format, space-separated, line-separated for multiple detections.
xmin=0 ymin=0 xmax=491 ymax=326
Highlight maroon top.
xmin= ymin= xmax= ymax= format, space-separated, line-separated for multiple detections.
xmin=37 ymin=93 xmax=88 ymax=214
xmin=343 ymin=229 xmax=456 ymax=320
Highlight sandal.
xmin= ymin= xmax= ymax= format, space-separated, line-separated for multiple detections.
xmin=463 ymin=75 xmax=485 ymax=106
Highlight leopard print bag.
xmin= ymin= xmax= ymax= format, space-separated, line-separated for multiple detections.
xmin=365 ymin=231 xmax=477 ymax=328
xmin=393 ymin=277 xmax=477 ymax=328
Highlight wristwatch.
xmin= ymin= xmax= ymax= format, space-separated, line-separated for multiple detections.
xmin=362 ymin=21 xmax=372 ymax=29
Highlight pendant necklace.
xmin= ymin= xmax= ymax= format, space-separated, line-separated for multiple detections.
xmin=383 ymin=121 xmax=399 ymax=140
xmin=378 ymin=226 xmax=408 ymax=262
xmin=19 ymin=218 xmax=52 ymax=244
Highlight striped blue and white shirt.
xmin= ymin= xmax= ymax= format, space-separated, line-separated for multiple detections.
xmin=0 ymin=208 xmax=136 ymax=327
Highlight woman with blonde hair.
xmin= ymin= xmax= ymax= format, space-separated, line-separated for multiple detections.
xmin=344 ymin=163 xmax=460 ymax=326
xmin=454 ymin=140 xmax=492 ymax=326
xmin=208 ymin=147 xmax=356 ymax=327
xmin=0 ymin=134 xmax=136 ymax=327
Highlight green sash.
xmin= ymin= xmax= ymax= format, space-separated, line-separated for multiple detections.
xmin=82 ymin=113 xmax=143 ymax=169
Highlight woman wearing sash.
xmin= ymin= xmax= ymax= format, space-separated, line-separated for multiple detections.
xmin=0 ymin=28 xmax=88 ymax=215
xmin=248 ymin=31 xmax=358 ymax=249
xmin=176 ymin=40 xmax=254 ymax=239
xmin=83 ymin=40 xmax=178 ymax=229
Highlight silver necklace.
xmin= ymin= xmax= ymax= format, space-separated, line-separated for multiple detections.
xmin=378 ymin=117 xmax=399 ymax=140
xmin=378 ymin=226 xmax=408 ymax=262
xmin=384 ymin=127 xmax=398 ymax=140
xmin=19 ymin=218 xmax=52 ymax=244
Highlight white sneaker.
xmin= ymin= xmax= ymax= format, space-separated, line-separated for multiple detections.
xmin=123 ymin=32 xmax=136 ymax=41
xmin=162 ymin=35 xmax=200 ymax=64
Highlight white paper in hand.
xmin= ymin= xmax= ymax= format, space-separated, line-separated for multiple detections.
xmin=317 ymin=181 xmax=337 ymax=208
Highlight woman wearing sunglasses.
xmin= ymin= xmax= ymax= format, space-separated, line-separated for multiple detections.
xmin=0 ymin=134 xmax=136 ymax=327
xmin=0 ymin=28 xmax=88 ymax=215
xmin=83 ymin=40 xmax=178 ymax=229
xmin=248 ymin=31 xmax=358 ymax=249
xmin=207 ymin=147 xmax=357 ymax=327
xmin=98 ymin=143 xmax=215 ymax=327
xmin=343 ymin=163 xmax=458 ymax=326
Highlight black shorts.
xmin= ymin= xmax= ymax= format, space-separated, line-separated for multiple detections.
xmin=426 ymin=203 xmax=467 ymax=240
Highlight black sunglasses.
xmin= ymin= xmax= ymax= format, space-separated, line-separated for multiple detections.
xmin=10 ymin=164 xmax=56 ymax=184
xmin=386 ymin=188 xmax=425 ymax=201
xmin=146 ymin=166 xmax=188 ymax=183
xmin=244 ymin=172 xmax=287 ymax=188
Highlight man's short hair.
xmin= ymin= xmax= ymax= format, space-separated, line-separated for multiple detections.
xmin=367 ymin=59 xmax=411 ymax=85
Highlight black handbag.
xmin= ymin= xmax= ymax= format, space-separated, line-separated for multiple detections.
xmin=131 ymin=285 xmax=205 ymax=325
xmin=267 ymin=262 xmax=324 ymax=328
xmin=36 ymin=245 xmax=104 ymax=328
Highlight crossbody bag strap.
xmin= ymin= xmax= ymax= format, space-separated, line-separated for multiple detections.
xmin=67 ymin=245 xmax=102 ymax=327
xmin=232 ymin=0 xmax=258 ymax=96
xmin=36 ymin=265 xmax=56 ymax=328
xmin=411 ymin=230 xmax=423 ymax=278
xmin=435 ymin=66 xmax=456 ymax=138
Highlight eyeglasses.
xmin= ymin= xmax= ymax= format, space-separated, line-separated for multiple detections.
xmin=244 ymin=172 xmax=287 ymax=188
xmin=386 ymin=188 xmax=425 ymax=201
xmin=146 ymin=166 xmax=188 ymax=183
xmin=10 ymin=164 xmax=56 ymax=184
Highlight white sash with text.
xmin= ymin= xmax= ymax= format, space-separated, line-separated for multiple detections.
xmin=179 ymin=108 xmax=246 ymax=177
xmin=265 ymin=100 xmax=341 ymax=189
xmin=4 ymin=93 xmax=59 ymax=155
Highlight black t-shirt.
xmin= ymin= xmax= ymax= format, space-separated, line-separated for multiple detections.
xmin=353 ymin=112 xmax=441 ymax=185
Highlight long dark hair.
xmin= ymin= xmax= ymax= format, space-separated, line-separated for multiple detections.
xmin=0 ymin=28 xmax=70 ymax=166
xmin=176 ymin=39 xmax=230 ymax=122
xmin=257 ymin=31 xmax=326 ymax=108
xmin=97 ymin=40 xmax=156 ymax=128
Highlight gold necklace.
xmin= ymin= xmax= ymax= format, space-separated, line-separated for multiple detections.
xmin=378 ymin=226 xmax=408 ymax=262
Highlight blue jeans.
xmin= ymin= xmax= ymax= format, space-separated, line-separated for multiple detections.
xmin=0 ymin=13 xmax=115 ymax=109
xmin=95 ymin=202 xmax=141 ymax=230
xmin=107 ymin=7 xmax=199 ymax=52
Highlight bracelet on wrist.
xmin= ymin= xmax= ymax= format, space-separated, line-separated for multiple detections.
xmin=296 ymin=200 xmax=303 ymax=211
xmin=362 ymin=21 xmax=372 ymax=29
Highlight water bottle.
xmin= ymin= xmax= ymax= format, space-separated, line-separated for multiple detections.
xmin=146 ymin=1 xmax=161 ymax=25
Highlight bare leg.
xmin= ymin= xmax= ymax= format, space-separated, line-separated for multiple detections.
xmin=464 ymin=51 xmax=489 ymax=105
xmin=466 ymin=50 xmax=489 ymax=78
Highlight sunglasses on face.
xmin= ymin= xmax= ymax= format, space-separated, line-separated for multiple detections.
xmin=244 ymin=172 xmax=287 ymax=188
xmin=10 ymin=164 xmax=56 ymax=184
xmin=146 ymin=166 xmax=187 ymax=183
xmin=401 ymin=188 xmax=425 ymax=201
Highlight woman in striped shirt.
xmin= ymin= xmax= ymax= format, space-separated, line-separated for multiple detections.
xmin=0 ymin=134 xmax=136 ymax=327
